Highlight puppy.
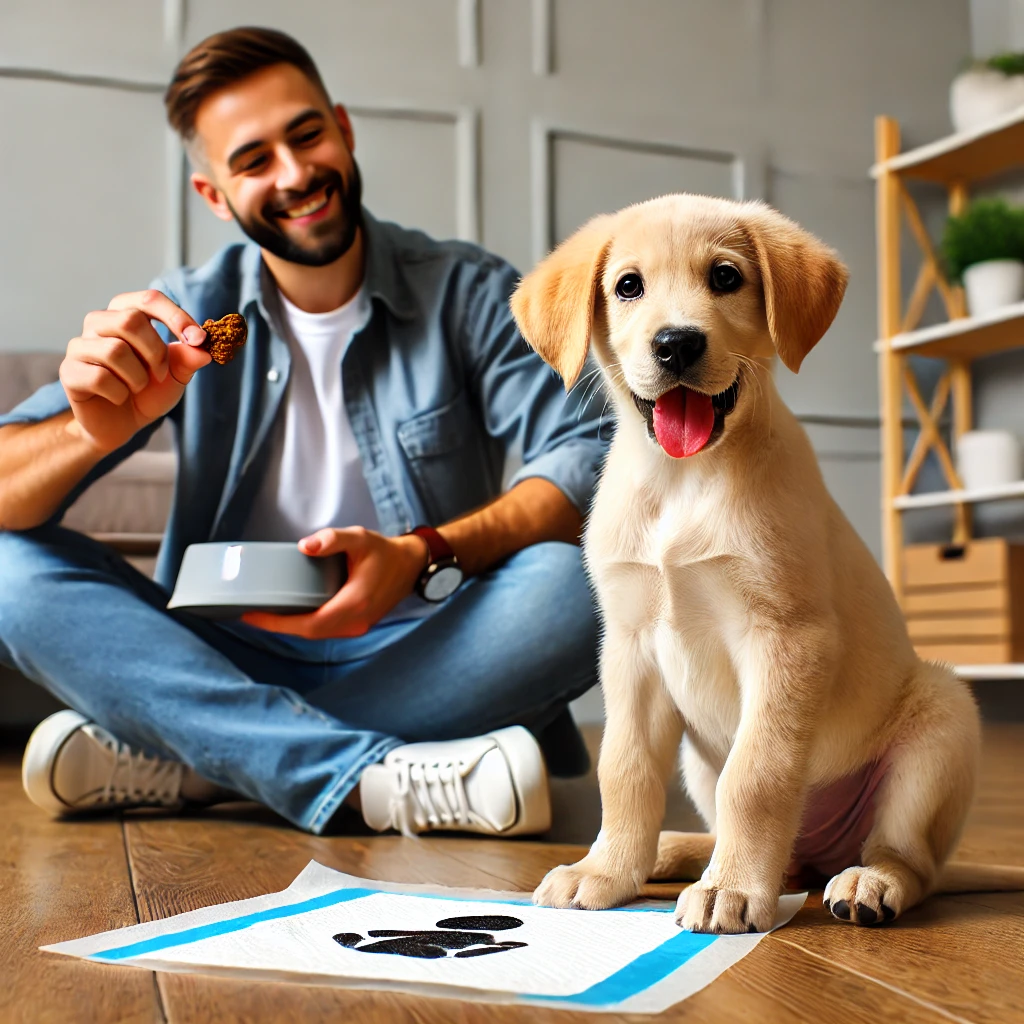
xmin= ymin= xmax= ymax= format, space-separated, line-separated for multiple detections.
xmin=511 ymin=194 xmax=1024 ymax=933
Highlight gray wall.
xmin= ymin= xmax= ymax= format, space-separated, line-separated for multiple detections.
xmin=0 ymin=0 xmax=976 ymax=568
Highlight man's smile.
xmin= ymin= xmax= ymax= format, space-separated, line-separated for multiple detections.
xmin=275 ymin=184 xmax=335 ymax=223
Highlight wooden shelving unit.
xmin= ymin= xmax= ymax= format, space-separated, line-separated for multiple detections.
xmin=874 ymin=110 xmax=1024 ymax=681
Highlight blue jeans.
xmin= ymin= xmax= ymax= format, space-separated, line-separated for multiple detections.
xmin=0 ymin=527 xmax=598 ymax=833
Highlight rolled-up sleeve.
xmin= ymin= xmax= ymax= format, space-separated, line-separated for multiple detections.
xmin=0 ymin=380 xmax=71 ymax=429
xmin=463 ymin=259 xmax=610 ymax=515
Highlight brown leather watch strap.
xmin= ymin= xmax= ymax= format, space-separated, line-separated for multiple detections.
xmin=408 ymin=525 xmax=455 ymax=565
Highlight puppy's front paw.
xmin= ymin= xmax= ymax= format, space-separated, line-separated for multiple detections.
xmin=533 ymin=859 xmax=639 ymax=910
xmin=675 ymin=877 xmax=777 ymax=934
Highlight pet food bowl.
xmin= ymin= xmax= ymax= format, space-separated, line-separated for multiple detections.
xmin=166 ymin=542 xmax=346 ymax=619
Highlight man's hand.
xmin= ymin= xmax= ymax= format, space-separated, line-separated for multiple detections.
xmin=242 ymin=527 xmax=429 ymax=639
xmin=60 ymin=290 xmax=212 ymax=454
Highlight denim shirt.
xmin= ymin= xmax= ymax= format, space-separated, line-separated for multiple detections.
xmin=0 ymin=211 xmax=609 ymax=592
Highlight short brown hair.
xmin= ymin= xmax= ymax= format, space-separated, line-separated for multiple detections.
xmin=165 ymin=26 xmax=329 ymax=142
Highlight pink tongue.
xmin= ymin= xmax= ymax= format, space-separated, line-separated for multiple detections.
xmin=653 ymin=387 xmax=715 ymax=458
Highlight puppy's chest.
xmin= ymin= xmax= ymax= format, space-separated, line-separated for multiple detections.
xmin=589 ymin=485 xmax=748 ymax=640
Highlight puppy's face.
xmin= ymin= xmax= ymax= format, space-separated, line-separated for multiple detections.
xmin=594 ymin=201 xmax=770 ymax=457
xmin=512 ymin=194 xmax=848 ymax=460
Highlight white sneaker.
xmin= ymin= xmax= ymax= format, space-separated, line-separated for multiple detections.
xmin=359 ymin=725 xmax=551 ymax=838
xmin=22 ymin=710 xmax=184 ymax=815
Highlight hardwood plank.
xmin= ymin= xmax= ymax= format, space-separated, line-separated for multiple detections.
xmin=778 ymin=891 xmax=1018 ymax=1024
xmin=0 ymin=751 xmax=161 ymax=1024
xmin=123 ymin=816 xmax=946 ymax=1024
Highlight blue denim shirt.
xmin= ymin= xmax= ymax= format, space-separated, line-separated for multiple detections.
xmin=0 ymin=211 xmax=608 ymax=591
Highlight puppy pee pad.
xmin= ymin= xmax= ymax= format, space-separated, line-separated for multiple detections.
xmin=43 ymin=861 xmax=805 ymax=1014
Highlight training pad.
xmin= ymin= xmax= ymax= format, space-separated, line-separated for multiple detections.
xmin=42 ymin=860 xmax=805 ymax=1014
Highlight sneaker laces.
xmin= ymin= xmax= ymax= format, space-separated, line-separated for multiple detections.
xmin=96 ymin=732 xmax=181 ymax=806
xmin=389 ymin=757 xmax=476 ymax=838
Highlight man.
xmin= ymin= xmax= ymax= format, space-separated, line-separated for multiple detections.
xmin=0 ymin=28 xmax=605 ymax=837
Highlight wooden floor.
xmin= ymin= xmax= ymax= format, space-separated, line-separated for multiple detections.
xmin=3 ymin=725 xmax=1023 ymax=1024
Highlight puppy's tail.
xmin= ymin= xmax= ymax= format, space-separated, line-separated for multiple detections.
xmin=935 ymin=861 xmax=1024 ymax=894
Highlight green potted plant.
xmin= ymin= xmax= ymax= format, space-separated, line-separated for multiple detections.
xmin=951 ymin=53 xmax=1024 ymax=133
xmin=942 ymin=198 xmax=1024 ymax=316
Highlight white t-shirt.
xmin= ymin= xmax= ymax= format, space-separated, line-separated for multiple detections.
xmin=243 ymin=287 xmax=378 ymax=541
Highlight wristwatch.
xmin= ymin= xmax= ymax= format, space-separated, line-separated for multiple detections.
xmin=408 ymin=525 xmax=464 ymax=602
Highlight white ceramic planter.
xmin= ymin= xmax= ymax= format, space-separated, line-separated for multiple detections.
xmin=962 ymin=258 xmax=1024 ymax=316
xmin=956 ymin=430 xmax=1023 ymax=491
xmin=950 ymin=68 xmax=1024 ymax=133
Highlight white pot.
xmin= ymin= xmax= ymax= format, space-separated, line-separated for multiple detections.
xmin=950 ymin=68 xmax=1024 ymax=133
xmin=956 ymin=430 xmax=1022 ymax=491
xmin=962 ymin=258 xmax=1024 ymax=316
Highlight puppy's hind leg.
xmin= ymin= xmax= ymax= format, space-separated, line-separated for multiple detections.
xmin=651 ymin=738 xmax=718 ymax=881
xmin=825 ymin=665 xmax=980 ymax=926
xmin=651 ymin=832 xmax=716 ymax=881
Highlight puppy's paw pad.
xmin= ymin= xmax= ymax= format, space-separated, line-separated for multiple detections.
xmin=824 ymin=866 xmax=902 ymax=926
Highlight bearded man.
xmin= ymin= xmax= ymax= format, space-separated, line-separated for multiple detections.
xmin=0 ymin=27 xmax=603 ymax=838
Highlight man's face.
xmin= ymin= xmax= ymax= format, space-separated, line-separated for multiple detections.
xmin=191 ymin=63 xmax=362 ymax=267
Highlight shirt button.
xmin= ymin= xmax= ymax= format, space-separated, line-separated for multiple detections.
xmin=267 ymin=368 xmax=280 ymax=383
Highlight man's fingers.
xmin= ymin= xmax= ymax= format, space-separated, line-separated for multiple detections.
xmin=107 ymin=290 xmax=207 ymax=348
xmin=166 ymin=340 xmax=212 ymax=385
xmin=299 ymin=527 xmax=368 ymax=556
xmin=83 ymin=309 xmax=170 ymax=382
xmin=66 ymin=336 xmax=150 ymax=395
xmin=60 ymin=360 xmax=131 ymax=407
xmin=242 ymin=582 xmax=373 ymax=639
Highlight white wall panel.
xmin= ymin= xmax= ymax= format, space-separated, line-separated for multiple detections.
xmin=0 ymin=79 xmax=166 ymax=352
xmin=552 ymin=0 xmax=761 ymax=104
xmin=769 ymin=170 xmax=878 ymax=419
xmin=0 ymin=0 xmax=168 ymax=81
xmin=551 ymin=133 xmax=736 ymax=246
xmin=185 ymin=0 xmax=460 ymax=101
xmin=805 ymin=422 xmax=882 ymax=563
xmin=350 ymin=113 xmax=460 ymax=242
xmin=767 ymin=0 xmax=969 ymax=149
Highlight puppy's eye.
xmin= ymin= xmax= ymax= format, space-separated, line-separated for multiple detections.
xmin=709 ymin=263 xmax=743 ymax=293
xmin=615 ymin=274 xmax=644 ymax=301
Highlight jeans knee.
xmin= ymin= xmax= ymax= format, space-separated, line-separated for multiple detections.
xmin=500 ymin=541 xmax=599 ymax=662
xmin=0 ymin=527 xmax=91 ymax=630
xmin=508 ymin=540 xmax=587 ymax=584
xmin=0 ymin=529 xmax=49 ymax=589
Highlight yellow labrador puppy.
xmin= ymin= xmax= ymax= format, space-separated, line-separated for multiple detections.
xmin=512 ymin=194 xmax=1023 ymax=933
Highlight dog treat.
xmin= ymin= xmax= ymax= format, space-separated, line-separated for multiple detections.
xmin=200 ymin=313 xmax=248 ymax=365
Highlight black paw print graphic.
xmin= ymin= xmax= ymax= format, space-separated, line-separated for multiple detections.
xmin=333 ymin=914 xmax=527 ymax=959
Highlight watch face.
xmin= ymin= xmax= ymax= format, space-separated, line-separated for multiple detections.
xmin=423 ymin=564 xmax=463 ymax=602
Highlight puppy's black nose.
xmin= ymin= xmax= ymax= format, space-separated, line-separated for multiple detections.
xmin=652 ymin=327 xmax=707 ymax=377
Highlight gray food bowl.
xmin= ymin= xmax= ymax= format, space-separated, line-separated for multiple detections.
xmin=166 ymin=542 xmax=347 ymax=619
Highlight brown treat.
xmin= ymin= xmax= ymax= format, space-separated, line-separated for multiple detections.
xmin=200 ymin=313 xmax=248 ymax=365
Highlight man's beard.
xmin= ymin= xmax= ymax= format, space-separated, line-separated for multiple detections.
xmin=227 ymin=162 xmax=363 ymax=268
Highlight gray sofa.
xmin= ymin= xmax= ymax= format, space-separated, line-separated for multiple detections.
xmin=0 ymin=352 xmax=176 ymax=728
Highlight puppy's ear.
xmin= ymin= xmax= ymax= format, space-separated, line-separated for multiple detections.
xmin=511 ymin=215 xmax=614 ymax=390
xmin=742 ymin=203 xmax=849 ymax=373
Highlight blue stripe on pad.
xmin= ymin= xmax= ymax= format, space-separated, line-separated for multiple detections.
xmin=92 ymin=887 xmax=377 ymax=961
xmin=529 ymin=928 xmax=719 ymax=1007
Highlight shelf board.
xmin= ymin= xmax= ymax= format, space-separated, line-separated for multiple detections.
xmin=955 ymin=663 xmax=1024 ymax=680
xmin=873 ymin=300 xmax=1024 ymax=360
xmin=870 ymin=105 xmax=1024 ymax=184
xmin=893 ymin=479 xmax=1024 ymax=510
